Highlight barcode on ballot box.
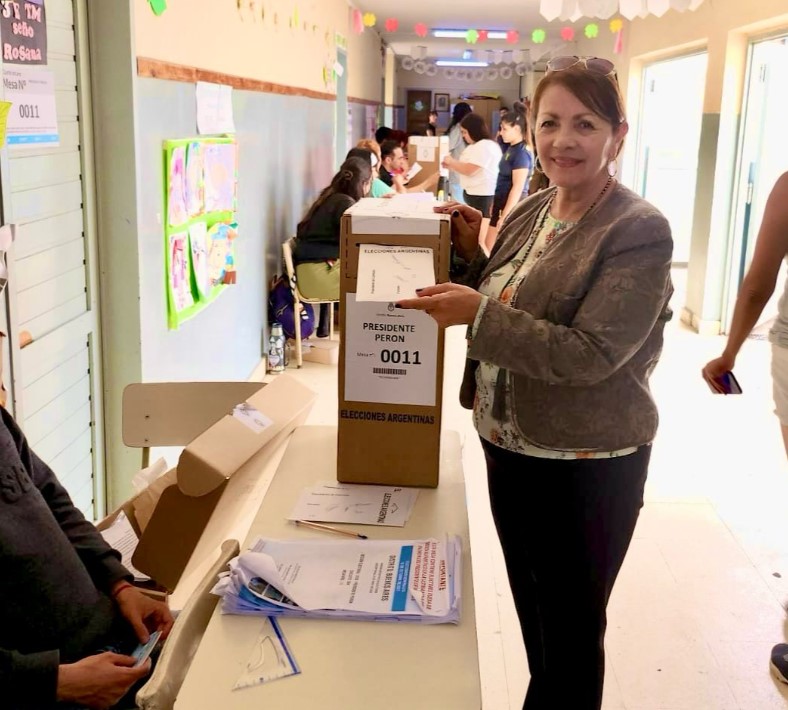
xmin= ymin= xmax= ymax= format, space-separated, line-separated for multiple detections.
xmin=373 ymin=367 xmax=407 ymax=375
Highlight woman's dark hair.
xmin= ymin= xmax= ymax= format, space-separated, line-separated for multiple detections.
xmin=346 ymin=147 xmax=376 ymax=167
xmin=459 ymin=113 xmax=491 ymax=143
xmin=500 ymin=100 xmax=528 ymax=142
xmin=531 ymin=66 xmax=626 ymax=154
xmin=297 ymin=157 xmax=371 ymax=232
xmin=446 ymin=101 xmax=472 ymax=134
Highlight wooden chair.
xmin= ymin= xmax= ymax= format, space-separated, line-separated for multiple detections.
xmin=135 ymin=539 xmax=240 ymax=710
xmin=281 ymin=237 xmax=339 ymax=367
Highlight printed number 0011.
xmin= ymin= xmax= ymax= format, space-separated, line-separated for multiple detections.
xmin=381 ymin=349 xmax=421 ymax=365
xmin=18 ymin=104 xmax=41 ymax=119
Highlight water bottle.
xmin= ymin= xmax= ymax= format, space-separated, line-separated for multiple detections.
xmin=268 ymin=322 xmax=286 ymax=373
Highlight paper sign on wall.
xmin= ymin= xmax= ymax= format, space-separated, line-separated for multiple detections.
xmin=0 ymin=0 xmax=47 ymax=65
xmin=195 ymin=82 xmax=235 ymax=135
xmin=1 ymin=66 xmax=58 ymax=147
xmin=343 ymin=293 xmax=437 ymax=407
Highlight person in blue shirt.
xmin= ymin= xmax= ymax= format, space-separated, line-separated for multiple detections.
xmin=485 ymin=101 xmax=533 ymax=252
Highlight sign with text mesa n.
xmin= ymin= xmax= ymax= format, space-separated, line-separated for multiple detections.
xmin=2 ymin=65 xmax=59 ymax=147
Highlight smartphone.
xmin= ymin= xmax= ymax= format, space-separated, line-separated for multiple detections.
xmin=131 ymin=629 xmax=161 ymax=668
xmin=711 ymin=370 xmax=742 ymax=395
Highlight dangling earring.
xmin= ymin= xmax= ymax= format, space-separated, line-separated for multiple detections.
xmin=607 ymin=159 xmax=618 ymax=177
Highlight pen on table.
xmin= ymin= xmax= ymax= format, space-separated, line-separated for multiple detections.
xmin=294 ymin=520 xmax=368 ymax=540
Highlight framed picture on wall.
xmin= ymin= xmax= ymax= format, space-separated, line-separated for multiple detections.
xmin=434 ymin=93 xmax=450 ymax=112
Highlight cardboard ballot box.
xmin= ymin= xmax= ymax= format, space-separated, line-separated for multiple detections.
xmin=100 ymin=374 xmax=315 ymax=592
xmin=338 ymin=198 xmax=451 ymax=488
xmin=407 ymin=136 xmax=449 ymax=194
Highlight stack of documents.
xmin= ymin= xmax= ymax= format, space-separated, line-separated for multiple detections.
xmin=213 ymin=535 xmax=462 ymax=624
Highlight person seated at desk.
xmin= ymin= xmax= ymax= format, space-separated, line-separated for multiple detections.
xmin=293 ymin=156 xmax=372 ymax=337
xmin=347 ymin=145 xmax=394 ymax=198
xmin=379 ymin=139 xmax=440 ymax=195
xmin=0 ymin=407 xmax=174 ymax=710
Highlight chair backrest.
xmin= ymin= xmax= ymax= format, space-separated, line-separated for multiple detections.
xmin=282 ymin=238 xmax=299 ymax=295
xmin=136 ymin=539 xmax=241 ymax=710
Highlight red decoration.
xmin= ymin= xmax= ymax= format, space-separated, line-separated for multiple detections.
xmin=560 ymin=26 xmax=575 ymax=41
xmin=414 ymin=22 xmax=428 ymax=38
xmin=351 ymin=9 xmax=364 ymax=34
xmin=614 ymin=29 xmax=623 ymax=54
xmin=478 ymin=29 xmax=488 ymax=42
xmin=384 ymin=17 xmax=399 ymax=32
xmin=506 ymin=29 xmax=519 ymax=44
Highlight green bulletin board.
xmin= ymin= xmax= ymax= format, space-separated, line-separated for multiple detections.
xmin=164 ymin=136 xmax=238 ymax=329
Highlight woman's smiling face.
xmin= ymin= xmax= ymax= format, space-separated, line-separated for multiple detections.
xmin=534 ymin=84 xmax=626 ymax=191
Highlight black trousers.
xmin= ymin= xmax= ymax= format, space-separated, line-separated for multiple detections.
xmin=481 ymin=439 xmax=650 ymax=710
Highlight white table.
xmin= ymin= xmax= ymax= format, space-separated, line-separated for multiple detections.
xmin=176 ymin=425 xmax=481 ymax=709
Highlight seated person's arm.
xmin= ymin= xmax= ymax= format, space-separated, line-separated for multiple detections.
xmin=1 ymin=408 xmax=130 ymax=593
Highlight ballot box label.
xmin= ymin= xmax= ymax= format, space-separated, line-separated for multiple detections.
xmin=344 ymin=293 xmax=437 ymax=407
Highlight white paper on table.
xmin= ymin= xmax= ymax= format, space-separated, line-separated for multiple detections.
xmin=196 ymin=81 xmax=235 ymax=134
xmin=287 ymin=482 xmax=419 ymax=526
xmin=405 ymin=161 xmax=423 ymax=181
xmin=100 ymin=512 xmax=151 ymax=581
xmin=343 ymin=293 xmax=438 ymax=406
xmin=355 ymin=244 xmax=435 ymax=302
xmin=238 ymin=536 xmax=453 ymax=616
xmin=232 ymin=402 xmax=273 ymax=434
xmin=131 ymin=457 xmax=169 ymax=494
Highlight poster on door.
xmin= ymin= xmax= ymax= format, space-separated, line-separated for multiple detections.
xmin=0 ymin=0 xmax=47 ymax=65
xmin=343 ymin=293 xmax=437 ymax=407
xmin=2 ymin=66 xmax=59 ymax=147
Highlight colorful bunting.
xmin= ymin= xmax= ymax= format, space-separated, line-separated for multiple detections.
xmin=363 ymin=12 xmax=376 ymax=27
xmin=384 ymin=18 xmax=399 ymax=32
xmin=584 ymin=23 xmax=599 ymax=37
xmin=609 ymin=17 xmax=623 ymax=32
xmin=560 ymin=26 xmax=575 ymax=41
xmin=466 ymin=29 xmax=479 ymax=44
xmin=532 ymin=28 xmax=547 ymax=43
xmin=506 ymin=30 xmax=519 ymax=44
xmin=478 ymin=29 xmax=489 ymax=42
xmin=415 ymin=23 xmax=428 ymax=38
xmin=352 ymin=9 xmax=364 ymax=34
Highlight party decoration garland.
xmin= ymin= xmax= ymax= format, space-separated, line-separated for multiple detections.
xmin=532 ymin=28 xmax=546 ymax=43
xmin=384 ymin=18 xmax=398 ymax=32
xmin=415 ymin=22 xmax=428 ymax=37
xmin=584 ymin=23 xmax=599 ymax=38
xmin=466 ymin=29 xmax=479 ymax=44
xmin=363 ymin=12 xmax=376 ymax=27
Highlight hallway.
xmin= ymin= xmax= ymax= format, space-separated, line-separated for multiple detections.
xmin=289 ymin=267 xmax=788 ymax=709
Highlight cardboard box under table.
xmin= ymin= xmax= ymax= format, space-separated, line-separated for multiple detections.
xmin=99 ymin=374 xmax=315 ymax=593
xmin=407 ymin=135 xmax=449 ymax=194
xmin=338 ymin=198 xmax=451 ymax=487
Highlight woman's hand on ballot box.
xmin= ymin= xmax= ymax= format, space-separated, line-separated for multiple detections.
xmin=397 ymin=283 xmax=482 ymax=328
xmin=434 ymin=202 xmax=482 ymax=262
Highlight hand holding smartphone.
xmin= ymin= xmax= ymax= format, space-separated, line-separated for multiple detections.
xmin=706 ymin=370 xmax=743 ymax=395
xmin=131 ymin=629 xmax=161 ymax=668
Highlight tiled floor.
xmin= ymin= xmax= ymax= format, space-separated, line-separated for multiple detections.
xmin=285 ymin=268 xmax=788 ymax=709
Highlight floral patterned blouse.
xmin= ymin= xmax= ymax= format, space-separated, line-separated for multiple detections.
xmin=471 ymin=205 xmax=637 ymax=460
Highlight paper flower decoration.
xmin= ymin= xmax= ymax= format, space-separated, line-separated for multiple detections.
xmin=478 ymin=30 xmax=488 ymax=42
xmin=363 ymin=12 xmax=376 ymax=27
xmin=384 ymin=18 xmax=398 ymax=32
xmin=560 ymin=26 xmax=575 ymax=41
xmin=609 ymin=18 xmax=623 ymax=32
xmin=466 ymin=29 xmax=479 ymax=44
xmin=614 ymin=29 xmax=623 ymax=53
xmin=506 ymin=30 xmax=519 ymax=44
xmin=415 ymin=23 xmax=428 ymax=38
xmin=584 ymin=23 xmax=599 ymax=37
xmin=352 ymin=9 xmax=364 ymax=34
xmin=532 ymin=28 xmax=546 ymax=43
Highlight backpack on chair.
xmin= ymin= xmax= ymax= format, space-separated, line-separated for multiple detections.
xmin=268 ymin=274 xmax=315 ymax=340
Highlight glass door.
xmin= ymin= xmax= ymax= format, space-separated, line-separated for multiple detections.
xmin=633 ymin=52 xmax=708 ymax=265
xmin=723 ymin=35 xmax=788 ymax=332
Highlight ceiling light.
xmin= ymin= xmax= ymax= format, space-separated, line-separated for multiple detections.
xmin=435 ymin=59 xmax=489 ymax=67
xmin=432 ymin=29 xmax=508 ymax=40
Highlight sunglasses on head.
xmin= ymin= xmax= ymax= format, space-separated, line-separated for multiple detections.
xmin=546 ymin=56 xmax=616 ymax=76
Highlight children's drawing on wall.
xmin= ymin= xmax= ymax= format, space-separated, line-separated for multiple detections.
xmin=169 ymin=231 xmax=194 ymax=312
xmin=186 ymin=141 xmax=205 ymax=217
xmin=168 ymin=146 xmax=188 ymax=226
xmin=189 ymin=222 xmax=210 ymax=297
xmin=204 ymin=142 xmax=237 ymax=212
xmin=208 ymin=221 xmax=238 ymax=286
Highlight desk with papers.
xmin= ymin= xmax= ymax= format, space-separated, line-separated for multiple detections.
xmin=175 ymin=425 xmax=481 ymax=709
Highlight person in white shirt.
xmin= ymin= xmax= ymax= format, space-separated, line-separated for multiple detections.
xmin=442 ymin=112 xmax=501 ymax=225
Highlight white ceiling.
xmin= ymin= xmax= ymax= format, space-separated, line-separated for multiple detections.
xmin=354 ymin=0 xmax=582 ymax=61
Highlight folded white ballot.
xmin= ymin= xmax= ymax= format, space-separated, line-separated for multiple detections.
xmin=212 ymin=535 xmax=462 ymax=624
